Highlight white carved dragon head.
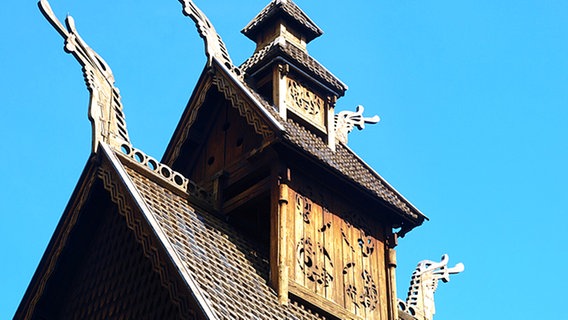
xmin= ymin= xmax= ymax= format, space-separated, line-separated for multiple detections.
xmin=400 ymin=254 xmax=464 ymax=320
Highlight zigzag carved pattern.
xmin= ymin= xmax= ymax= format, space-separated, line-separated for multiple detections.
xmin=22 ymin=173 xmax=98 ymax=320
xmin=212 ymin=73 xmax=274 ymax=138
xmin=97 ymin=166 xmax=195 ymax=319
xmin=169 ymin=80 xmax=212 ymax=164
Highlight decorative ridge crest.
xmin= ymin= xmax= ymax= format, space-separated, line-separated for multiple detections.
xmin=400 ymin=254 xmax=464 ymax=320
xmin=118 ymin=143 xmax=213 ymax=205
xmin=334 ymin=105 xmax=380 ymax=144
xmin=178 ymin=0 xmax=240 ymax=75
xmin=38 ymin=0 xmax=130 ymax=153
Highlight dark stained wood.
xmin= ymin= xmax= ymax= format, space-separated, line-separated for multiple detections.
xmin=223 ymin=176 xmax=271 ymax=213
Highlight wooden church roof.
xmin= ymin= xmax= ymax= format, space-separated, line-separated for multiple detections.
xmin=117 ymin=147 xmax=327 ymax=319
xmin=18 ymin=0 xmax=430 ymax=319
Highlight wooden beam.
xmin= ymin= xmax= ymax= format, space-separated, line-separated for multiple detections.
xmin=288 ymin=281 xmax=363 ymax=320
xmin=222 ymin=176 xmax=271 ymax=213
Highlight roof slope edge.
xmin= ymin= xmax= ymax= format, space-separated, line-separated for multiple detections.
xmin=101 ymin=143 xmax=220 ymax=320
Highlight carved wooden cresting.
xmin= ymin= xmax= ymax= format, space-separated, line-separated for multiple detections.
xmin=178 ymin=0 xmax=239 ymax=74
xmin=281 ymin=175 xmax=389 ymax=320
xmin=39 ymin=0 xmax=130 ymax=153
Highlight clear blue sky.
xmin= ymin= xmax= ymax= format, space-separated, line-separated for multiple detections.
xmin=1 ymin=1 xmax=567 ymax=319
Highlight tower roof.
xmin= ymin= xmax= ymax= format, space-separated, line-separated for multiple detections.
xmin=242 ymin=0 xmax=323 ymax=43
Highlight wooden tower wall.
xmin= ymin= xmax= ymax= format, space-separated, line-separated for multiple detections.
xmin=272 ymin=168 xmax=394 ymax=320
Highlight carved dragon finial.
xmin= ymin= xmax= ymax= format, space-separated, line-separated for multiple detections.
xmin=334 ymin=105 xmax=380 ymax=144
xmin=38 ymin=0 xmax=130 ymax=153
xmin=399 ymin=254 xmax=464 ymax=320
xmin=178 ymin=0 xmax=240 ymax=75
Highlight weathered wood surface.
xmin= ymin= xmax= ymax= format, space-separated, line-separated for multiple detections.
xmin=283 ymin=173 xmax=389 ymax=319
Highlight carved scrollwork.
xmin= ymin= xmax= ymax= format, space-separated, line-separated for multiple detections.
xmin=39 ymin=0 xmax=130 ymax=153
xmin=178 ymin=0 xmax=239 ymax=75
xmin=360 ymin=270 xmax=378 ymax=310
xmin=341 ymin=213 xmax=375 ymax=257
xmin=295 ymin=193 xmax=312 ymax=224
xmin=296 ymin=237 xmax=334 ymax=287
xmin=287 ymin=79 xmax=325 ymax=127
xmin=291 ymin=189 xmax=381 ymax=313
xmin=405 ymin=254 xmax=464 ymax=320
xmin=342 ymin=263 xmax=379 ymax=310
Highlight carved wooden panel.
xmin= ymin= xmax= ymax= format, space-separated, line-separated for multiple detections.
xmin=286 ymin=180 xmax=387 ymax=320
xmin=286 ymin=78 xmax=326 ymax=130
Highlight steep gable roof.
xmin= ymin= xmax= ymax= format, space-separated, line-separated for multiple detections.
xmin=164 ymin=59 xmax=425 ymax=228
xmin=15 ymin=145 xmax=207 ymax=319
xmin=118 ymin=146 xmax=328 ymax=319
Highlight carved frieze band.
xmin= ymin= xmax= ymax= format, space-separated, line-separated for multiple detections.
xmin=168 ymin=80 xmax=213 ymax=164
xmin=286 ymin=78 xmax=325 ymax=129
xmin=119 ymin=144 xmax=212 ymax=204
xmin=212 ymin=74 xmax=274 ymax=138
xmin=98 ymin=166 xmax=196 ymax=319
xmin=22 ymin=172 xmax=98 ymax=320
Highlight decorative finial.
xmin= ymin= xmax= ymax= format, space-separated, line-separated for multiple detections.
xmin=334 ymin=105 xmax=380 ymax=144
xmin=38 ymin=0 xmax=130 ymax=153
xmin=399 ymin=254 xmax=464 ymax=320
xmin=178 ymin=0 xmax=239 ymax=75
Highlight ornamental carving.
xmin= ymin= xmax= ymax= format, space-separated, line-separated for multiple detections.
xmin=402 ymin=254 xmax=464 ymax=320
xmin=290 ymin=187 xmax=381 ymax=317
xmin=335 ymin=105 xmax=380 ymax=144
xmin=296 ymin=237 xmax=334 ymax=287
xmin=39 ymin=0 xmax=130 ymax=153
xmin=286 ymin=79 xmax=325 ymax=127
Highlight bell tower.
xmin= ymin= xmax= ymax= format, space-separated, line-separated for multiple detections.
xmin=241 ymin=0 xmax=347 ymax=150
xmin=236 ymin=1 xmax=418 ymax=319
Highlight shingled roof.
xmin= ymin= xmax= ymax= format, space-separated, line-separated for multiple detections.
xmin=221 ymin=64 xmax=423 ymax=223
xmin=113 ymin=147 xmax=328 ymax=320
xmin=240 ymin=39 xmax=348 ymax=96
xmin=164 ymin=60 xmax=424 ymax=225
xmin=242 ymin=0 xmax=323 ymax=43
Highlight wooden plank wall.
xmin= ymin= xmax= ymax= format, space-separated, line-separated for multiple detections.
xmin=286 ymin=175 xmax=388 ymax=320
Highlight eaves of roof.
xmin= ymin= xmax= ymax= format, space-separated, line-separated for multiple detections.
xmin=240 ymin=39 xmax=348 ymax=96
xmin=242 ymin=0 xmax=323 ymax=43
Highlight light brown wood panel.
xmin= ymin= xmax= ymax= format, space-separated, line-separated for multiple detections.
xmin=293 ymin=192 xmax=306 ymax=287
xmin=285 ymin=177 xmax=388 ymax=320
xmin=376 ymin=226 xmax=388 ymax=320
